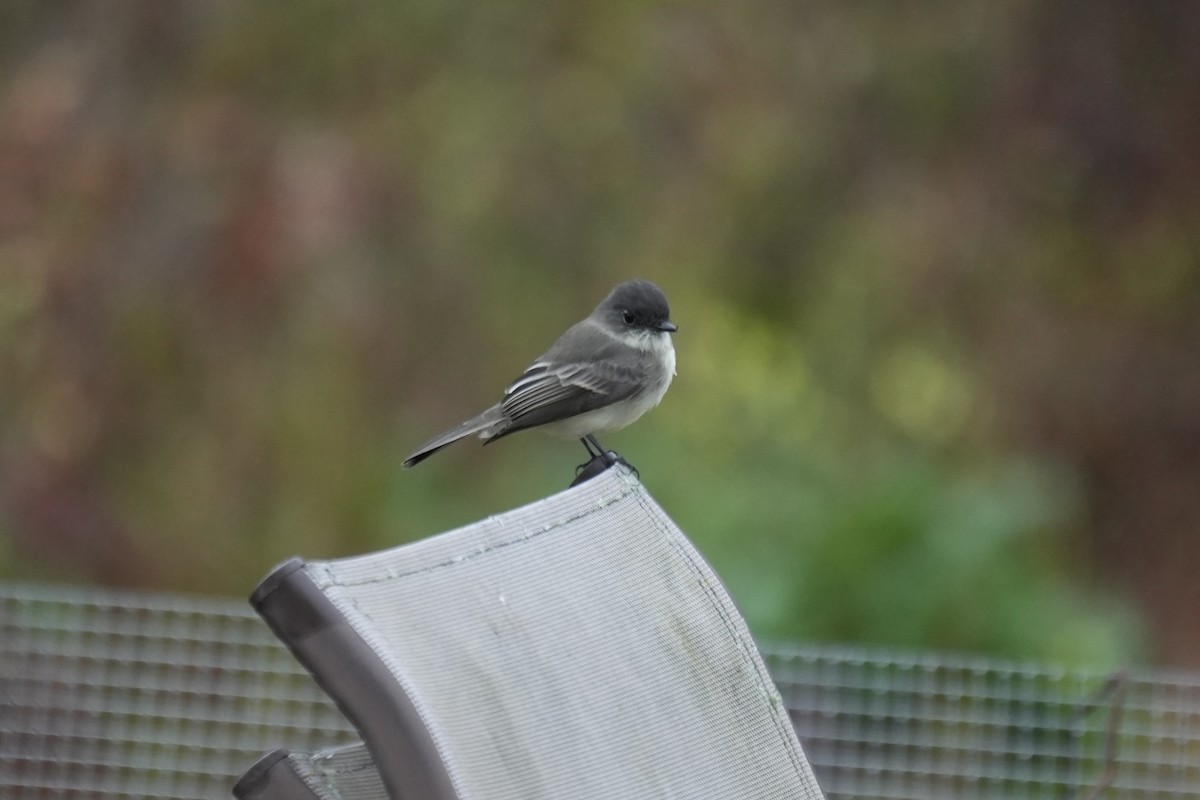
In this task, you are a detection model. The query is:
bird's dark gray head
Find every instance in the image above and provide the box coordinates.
[596,279,677,334]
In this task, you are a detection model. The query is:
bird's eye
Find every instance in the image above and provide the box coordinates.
[623,311,635,325]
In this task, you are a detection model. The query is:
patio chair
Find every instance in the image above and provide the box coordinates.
[235,463,825,800]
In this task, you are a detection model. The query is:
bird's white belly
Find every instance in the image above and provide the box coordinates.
[540,394,658,439]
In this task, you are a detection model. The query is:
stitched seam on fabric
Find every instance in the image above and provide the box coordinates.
[299,754,348,800]
[325,480,640,588]
[312,755,380,778]
[629,488,813,784]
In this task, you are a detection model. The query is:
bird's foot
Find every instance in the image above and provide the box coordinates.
[570,449,637,487]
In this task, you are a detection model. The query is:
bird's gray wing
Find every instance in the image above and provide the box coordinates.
[496,357,648,438]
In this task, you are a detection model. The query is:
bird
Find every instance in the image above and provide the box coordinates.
[403,279,677,469]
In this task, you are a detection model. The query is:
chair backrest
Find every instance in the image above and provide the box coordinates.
[252,465,825,800]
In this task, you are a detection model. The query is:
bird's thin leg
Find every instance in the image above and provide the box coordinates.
[576,435,604,478]
[585,434,607,456]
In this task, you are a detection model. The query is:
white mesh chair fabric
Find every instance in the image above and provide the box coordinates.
[252,465,825,800]
[289,744,387,800]
[235,744,387,800]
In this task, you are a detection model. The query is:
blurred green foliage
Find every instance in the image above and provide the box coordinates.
[2,1,1196,666]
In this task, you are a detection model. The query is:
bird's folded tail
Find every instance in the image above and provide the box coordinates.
[402,404,508,468]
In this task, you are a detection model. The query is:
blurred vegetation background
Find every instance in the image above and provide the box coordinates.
[1,2,1197,668]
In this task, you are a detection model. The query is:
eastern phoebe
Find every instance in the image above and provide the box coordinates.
[403,279,677,468]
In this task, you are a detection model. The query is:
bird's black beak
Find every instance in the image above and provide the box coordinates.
[657,320,678,333]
